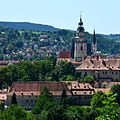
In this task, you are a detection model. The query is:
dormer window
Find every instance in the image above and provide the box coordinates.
[31,93,33,95]
[21,93,23,95]
[74,92,77,94]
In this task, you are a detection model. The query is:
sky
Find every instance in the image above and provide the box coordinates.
[0,0,120,34]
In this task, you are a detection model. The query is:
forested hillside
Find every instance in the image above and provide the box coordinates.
[0,22,57,31]
[0,24,120,60]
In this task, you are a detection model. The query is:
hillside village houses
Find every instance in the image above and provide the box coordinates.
[0,16,120,109]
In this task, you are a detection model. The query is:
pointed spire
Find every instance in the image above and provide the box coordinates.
[79,13,83,26]
[93,29,96,44]
[77,13,84,34]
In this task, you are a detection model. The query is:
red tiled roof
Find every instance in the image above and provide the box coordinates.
[76,56,120,71]
[9,81,72,96]
[66,81,95,95]
[58,51,71,59]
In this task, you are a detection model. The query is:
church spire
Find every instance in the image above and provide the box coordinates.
[93,29,96,44]
[92,29,97,55]
[77,15,84,35]
[74,14,87,62]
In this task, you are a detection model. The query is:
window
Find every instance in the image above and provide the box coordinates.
[74,92,77,94]
[31,93,33,95]
[21,93,23,98]
[74,86,76,88]
[26,100,28,102]
[81,46,83,51]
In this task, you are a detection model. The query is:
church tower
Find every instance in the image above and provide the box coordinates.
[74,16,87,61]
[92,29,97,55]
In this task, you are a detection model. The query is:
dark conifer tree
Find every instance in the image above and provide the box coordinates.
[60,88,70,108]
[11,92,17,105]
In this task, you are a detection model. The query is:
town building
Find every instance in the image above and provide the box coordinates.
[76,56,120,82]
[66,81,95,105]
[57,51,71,62]
[3,81,120,109]
[5,81,95,109]
[6,81,72,109]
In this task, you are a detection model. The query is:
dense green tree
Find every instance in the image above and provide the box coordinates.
[57,61,75,80]
[90,91,106,109]
[65,106,82,120]
[1,105,35,120]
[111,84,120,104]
[83,75,95,84]
[32,87,55,115]
[47,105,65,120]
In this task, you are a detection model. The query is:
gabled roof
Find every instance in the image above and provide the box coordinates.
[66,81,95,95]
[76,56,120,71]
[8,81,72,96]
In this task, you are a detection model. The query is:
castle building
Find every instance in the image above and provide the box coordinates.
[74,16,87,62]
